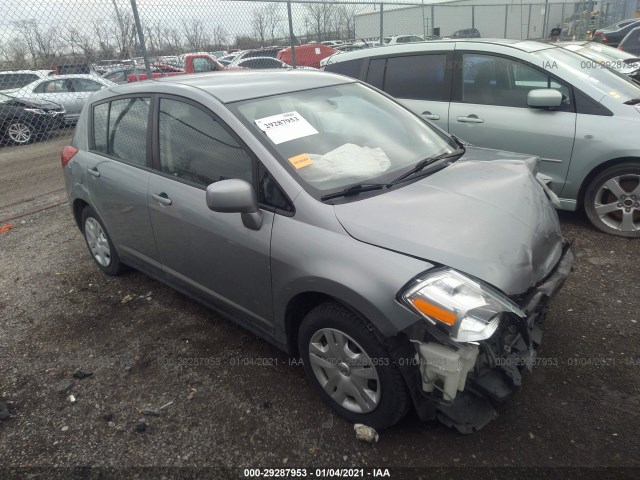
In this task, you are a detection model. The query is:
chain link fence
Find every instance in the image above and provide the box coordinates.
[0,0,630,147]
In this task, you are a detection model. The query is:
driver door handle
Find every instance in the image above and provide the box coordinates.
[421,111,440,121]
[152,192,172,206]
[457,114,484,124]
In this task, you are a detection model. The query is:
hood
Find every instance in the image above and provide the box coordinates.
[333,148,564,296]
[5,96,63,110]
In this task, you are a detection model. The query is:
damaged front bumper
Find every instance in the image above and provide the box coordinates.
[397,241,574,433]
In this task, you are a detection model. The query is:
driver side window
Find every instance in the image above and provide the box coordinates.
[462,54,570,108]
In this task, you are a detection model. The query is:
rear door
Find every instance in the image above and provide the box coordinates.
[147,96,274,330]
[363,50,453,127]
[448,50,577,189]
[84,95,160,271]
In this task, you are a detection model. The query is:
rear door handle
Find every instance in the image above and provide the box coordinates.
[421,111,440,121]
[152,192,172,206]
[87,167,100,178]
[456,114,484,124]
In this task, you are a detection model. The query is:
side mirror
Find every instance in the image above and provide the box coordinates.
[206,179,262,230]
[527,89,563,108]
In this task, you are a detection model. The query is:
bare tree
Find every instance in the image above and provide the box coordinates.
[13,20,60,68]
[252,6,268,47]
[111,10,137,58]
[182,19,208,51]
[265,4,282,45]
[93,20,117,59]
[212,25,229,49]
[337,5,359,40]
[65,27,96,58]
[304,1,335,42]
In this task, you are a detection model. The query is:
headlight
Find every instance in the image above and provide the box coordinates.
[401,269,524,343]
[24,108,47,115]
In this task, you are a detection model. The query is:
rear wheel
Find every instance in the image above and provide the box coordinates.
[585,163,640,238]
[81,206,125,275]
[6,121,33,144]
[298,302,410,430]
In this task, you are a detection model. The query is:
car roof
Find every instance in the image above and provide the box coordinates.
[0,70,52,76]
[118,70,355,103]
[327,39,554,63]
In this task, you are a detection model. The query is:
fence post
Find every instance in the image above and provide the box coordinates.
[379,3,384,45]
[287,0,296,68]
[130,0,152,79]
[431,5,435,36]
[527,3,532,39]
[543,0,549,38]
[504,5,508,38]
[472,5,475,29]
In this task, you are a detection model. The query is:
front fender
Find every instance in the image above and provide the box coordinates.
[270,213,433,341]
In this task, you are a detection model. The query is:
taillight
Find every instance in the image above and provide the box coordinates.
[602,35,609,42]
[61,145,78,167]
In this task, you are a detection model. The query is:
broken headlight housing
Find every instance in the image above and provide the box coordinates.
[401,269,525,343]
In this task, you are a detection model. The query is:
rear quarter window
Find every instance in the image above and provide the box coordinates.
[325,58,364,79]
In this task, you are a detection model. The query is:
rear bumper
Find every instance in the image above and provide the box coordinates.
[398,241,574,433]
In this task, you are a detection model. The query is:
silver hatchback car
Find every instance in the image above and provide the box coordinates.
[63,71,573,432]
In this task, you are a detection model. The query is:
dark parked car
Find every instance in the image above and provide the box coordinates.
[0,92,65,144]
[451,28,481,38]
[593,18,640,47]
[619,26,640,55]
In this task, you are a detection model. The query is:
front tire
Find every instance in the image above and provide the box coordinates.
[298,302,411,430]
[6,121,33,145]
[584,163,640,238]
[81,206,125,275]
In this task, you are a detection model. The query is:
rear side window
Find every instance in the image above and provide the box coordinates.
[34,79,73,93]
[91,96,149,166]
[158,98,253,186]
[384,54,447,101]
[325,58,364,79]
[366,58,386,89]
[93,103,109,153]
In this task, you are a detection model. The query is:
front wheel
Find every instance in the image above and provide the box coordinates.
[584,163,640,238]
[298,302,410,430]
[6,121,33,144]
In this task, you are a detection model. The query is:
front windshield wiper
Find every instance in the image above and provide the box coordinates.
[389,148,466,185]
[624,98,640,105]
[320,183,390,201]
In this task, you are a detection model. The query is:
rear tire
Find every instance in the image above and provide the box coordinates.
[298,301,411,430]
[584,163,640,238]
[81,206,125,275]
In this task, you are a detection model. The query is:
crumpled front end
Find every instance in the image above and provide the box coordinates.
[397,241,574,434]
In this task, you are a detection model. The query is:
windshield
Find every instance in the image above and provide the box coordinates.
[565,43,640,72]
[535,46,640,101]
[230,83,457,195]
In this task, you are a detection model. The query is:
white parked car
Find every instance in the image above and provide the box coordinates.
[0,70,53,92]
[383,35,425,45]
[4,74,115,124]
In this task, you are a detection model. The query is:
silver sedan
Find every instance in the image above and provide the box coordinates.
[5,74,115,124]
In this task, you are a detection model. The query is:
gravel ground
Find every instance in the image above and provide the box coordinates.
[1,139,639,478]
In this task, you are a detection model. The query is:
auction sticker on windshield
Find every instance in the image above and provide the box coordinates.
[255,111,318,145]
